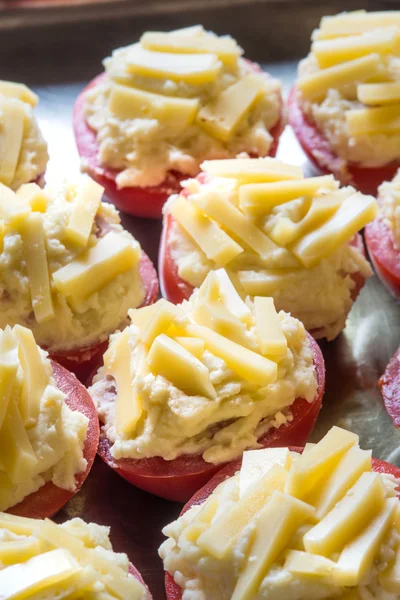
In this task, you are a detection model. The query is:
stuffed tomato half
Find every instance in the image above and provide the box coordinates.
[161,426,400,600]
[73,26,284,219]
[89,267,325,503]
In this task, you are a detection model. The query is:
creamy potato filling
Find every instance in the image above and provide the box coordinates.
[83,25,281,188]
[0,175,144,351]
[0,324,88,512]
[378,169,400,249]
[167,158,376,340]
[296,10,400,171]
[160,426,400,600]
[90,268,317,465]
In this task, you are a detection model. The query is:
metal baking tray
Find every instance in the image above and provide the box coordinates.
[2,3,400,598]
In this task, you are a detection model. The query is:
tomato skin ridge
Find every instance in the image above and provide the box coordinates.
[164,450,400,600]
[94,332,325,502]
[365,219,400,300]
[7,360,100,520]
[288,86,400,197]
[380,348,400,429]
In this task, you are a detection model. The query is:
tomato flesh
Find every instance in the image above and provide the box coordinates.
[365,219,400,300]
[288,86,400,196]
[96,333,325,502]
[165,450,400,600]
[73,72,284,219]
[8,360,99,519]
[380,348,400,429]
[49,251,159,383]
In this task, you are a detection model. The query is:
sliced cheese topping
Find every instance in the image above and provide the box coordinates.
[90,267,317,464]
[0,324,88,512]
[160,426,400,600]
[0,514,146,600]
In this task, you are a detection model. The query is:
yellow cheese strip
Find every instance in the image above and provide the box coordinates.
[0,328,19,430]
[104,329,142,437]
[201,158,303,183]
[0,538,41,565]
[284,549,336,578]
[125,44,222,84]
[174,336,205,359]
[319,11,400,39]
[187,323,277,386]
[141,31,242,66]
[197,464,287,558]
[128,304,159,331]
[0,80,38,106]
[65,176,103,247]
[238,270,290,296]
[109,84,199,132]
[191,296,251,349]
[13,325,49,427]
[0,184,31,224]
[335,498,397,586]
[358,82,400,105]
[171,195,243,266]
[231,491,314,600]
[239,448,292,498]
[197,74,266,142]
[53,232,140,299]
[16,183,49,212]
[0,513,41,536]
[147,333,216,399]
[308,446,372,520]
[298,53,382,102]
[0,97,25,186]
[346,104,400,135]
[183,495,220,543]
[254,297,287,356]
[287,523,313,551]
[191,190,279,260]
[210,269,252,323]
[20,213,55,324]
[140,299,184,346]
[171,25,205,37]
[303,472,386,557]
[285,426,359,499]
[239,175,338,216]
[312,27,398,69]
[291,192,378,267]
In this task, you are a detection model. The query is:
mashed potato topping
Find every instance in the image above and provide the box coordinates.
[378,169,400,249]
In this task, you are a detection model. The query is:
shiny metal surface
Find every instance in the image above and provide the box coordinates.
[28,62,400,598]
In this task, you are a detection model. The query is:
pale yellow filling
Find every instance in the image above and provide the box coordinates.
[378,169,400,249]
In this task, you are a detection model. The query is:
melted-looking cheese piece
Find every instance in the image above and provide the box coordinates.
[0,514,147,600]
[160,426,400,600]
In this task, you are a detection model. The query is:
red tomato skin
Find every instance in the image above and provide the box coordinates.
[288,86,400,197]
[365,219,400,300]
[73,72,284,220]
[8,361,99,520]
[49,251,159,383]
[95,334,325,502]
[164,452,400,600]
[129,563,153,599]
[380,348,400,429]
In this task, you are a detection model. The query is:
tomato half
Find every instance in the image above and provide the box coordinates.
[365,219,400,299]
[8,360,99,519]
[73,71,284,220]
[288,86,400,197]
[165,450,400,600]
[129,563,153,599]
[96,334,325,502]
[380,348,400,429]
[49,251,159,383]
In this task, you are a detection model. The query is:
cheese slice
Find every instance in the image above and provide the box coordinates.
[186,323,277,386]
[147,333,216,399]
[128,303,159,332]
[191,190,279,260]
[197,74,266,142]
[125,44,222,84]
[197,464,287,558]
[239,448,292,498]
[174,336,205,359]
[291,192,378,267]
[358,82,400,106]
[65,176,103,247]
[231,491,314,600]
[20,213,55,324]
[16,183,49,212]
[0,97,26,186]
[103,329,142,437]
[201,158,303,183]
[238,270,291,296]
[52,232,140,299]
[13,325,49,427]
[109,84,199,132]
[0,538,41,566]
[298,53,382,102]
[239,176,338,216]
[303,472,386,556]
[0,328,19,430]
[0,80,38,106]
[170,195,243,266]
[253,297,287,356]
[183,495,220,543]
[0,513,41,536]
[312,27,399,69]
[190,296,251,349]
[284,549,337,579]
[346,104,400,135]
[210,269,252,323]
[141,31,242,66]
[140,299,184,346]
[171,25,205,37]
[0,184,31,224]
[319,11,400,39]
